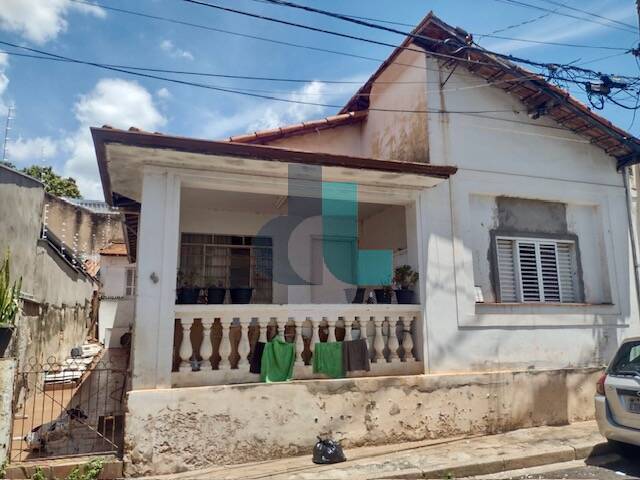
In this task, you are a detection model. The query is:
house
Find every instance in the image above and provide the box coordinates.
[97,242,135,348]
[0,165,122,464]
[91,13,640,477]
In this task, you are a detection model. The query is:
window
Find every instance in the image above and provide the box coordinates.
[179,234,273,303]
[125,267,136,297]
[495,236,578,303]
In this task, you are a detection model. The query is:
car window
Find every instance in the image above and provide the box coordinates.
[609,341,640,375]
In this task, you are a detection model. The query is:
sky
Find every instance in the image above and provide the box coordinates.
[0,0,638,199]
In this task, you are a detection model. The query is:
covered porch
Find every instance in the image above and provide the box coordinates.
[92,127,456,390]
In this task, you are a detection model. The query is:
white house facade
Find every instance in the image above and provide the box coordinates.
[91,14,640,477]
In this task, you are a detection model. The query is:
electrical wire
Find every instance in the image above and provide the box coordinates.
[535,0,638,31]
[0,39,585,133]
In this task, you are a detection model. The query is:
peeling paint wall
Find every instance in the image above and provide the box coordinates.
[124,367,601,477]
[361,49,429,163]
[0,359,16,465]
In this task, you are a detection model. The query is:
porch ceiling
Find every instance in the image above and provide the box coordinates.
[92,127,457,206]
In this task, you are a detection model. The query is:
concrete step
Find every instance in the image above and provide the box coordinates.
[5,455,122,479]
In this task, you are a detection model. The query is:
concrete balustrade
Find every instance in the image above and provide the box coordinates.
[172,304,423,387]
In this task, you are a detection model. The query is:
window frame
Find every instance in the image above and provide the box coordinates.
[494,234,580,304]
[125,266,136,297]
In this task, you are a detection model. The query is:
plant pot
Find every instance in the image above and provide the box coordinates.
[178,287,201,305]
[230,287,253,304]
[374,288,392,304]
[395,289,415,304]
[0,326,14,357]
[207,287,226,304]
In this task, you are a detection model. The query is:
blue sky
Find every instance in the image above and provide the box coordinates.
[0,0,637,198]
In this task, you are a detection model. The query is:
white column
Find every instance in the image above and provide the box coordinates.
[219,315,232,371]
[387,316,400,363]
[132,168,181,390]
[237,317,251,369]
[201,318,214,370]
[178,316,194,372]
[327,315,337,343]
[310,315,320,363]
[258,317,268,343]
[373,316,385,363]
[344,316,354,341]
[294,317,305,366]
[402,316,415,362]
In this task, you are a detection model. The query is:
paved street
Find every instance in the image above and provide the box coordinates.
[474,449,640,480]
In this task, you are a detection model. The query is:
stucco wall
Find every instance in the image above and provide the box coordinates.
[124,367,601,476]
[0,358,16,465]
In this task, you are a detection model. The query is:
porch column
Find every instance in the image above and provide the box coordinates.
[133,168,181,390]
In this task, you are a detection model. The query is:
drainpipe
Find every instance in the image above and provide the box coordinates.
[622,166,640,313]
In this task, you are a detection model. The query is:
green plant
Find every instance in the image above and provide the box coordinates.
[177,270,199,288]
[1,459,7,479]
[65,459,104,480]
[0,249,22,327]
[30,467,46,480]
[393,265,418,290]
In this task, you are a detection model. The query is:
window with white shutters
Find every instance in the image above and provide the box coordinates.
[495,236,578,303]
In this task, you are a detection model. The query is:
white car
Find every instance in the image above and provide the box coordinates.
[595,336,640,449]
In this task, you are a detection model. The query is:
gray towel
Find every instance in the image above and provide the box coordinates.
[342,339,370,372]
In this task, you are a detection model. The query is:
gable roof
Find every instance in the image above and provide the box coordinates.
[340,12,640,166]
[228,111,367,144]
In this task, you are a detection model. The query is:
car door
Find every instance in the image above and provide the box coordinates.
[605,341,640,430]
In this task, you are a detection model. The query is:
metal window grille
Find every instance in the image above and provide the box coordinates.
[125,267,136,297]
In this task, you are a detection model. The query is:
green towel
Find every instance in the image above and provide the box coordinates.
[260,336,296,382]
[313,341,344,379]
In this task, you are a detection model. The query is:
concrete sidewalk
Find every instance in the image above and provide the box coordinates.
[147,421,608,479]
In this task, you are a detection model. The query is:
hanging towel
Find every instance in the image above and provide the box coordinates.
[342,339,370,372]
[250,341,266,374]
[261,336,296,382]
[313,341,344,379]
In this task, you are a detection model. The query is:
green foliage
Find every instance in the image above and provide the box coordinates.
[1,459,7,479]
[393,265,419,289]
[0,160,15,169]
[66,459,104,480]
[22,165,81,199]
[30,467,46,480]
[0,249,22,327]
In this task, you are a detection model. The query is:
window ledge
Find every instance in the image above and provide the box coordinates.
[476,302,614,308]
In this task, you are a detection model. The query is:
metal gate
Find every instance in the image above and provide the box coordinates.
[10,351,128,462]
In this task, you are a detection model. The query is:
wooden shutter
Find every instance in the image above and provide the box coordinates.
[517,241,541,302]
[496,238,518,302]
[539,242,560,302]
[557,242,577,302]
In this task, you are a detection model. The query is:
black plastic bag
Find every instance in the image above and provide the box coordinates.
[312,437,347,464]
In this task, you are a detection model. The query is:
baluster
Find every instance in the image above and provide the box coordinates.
[402,316,415,362]
[373,316,385,363]
[179,316,195,372]
[310,315,320,364]
[258,317,268,343]
[219,315,232,370]
[237,317,251,369]
[344,316,354,341]
[327,315,337,343]
[275,315,286,340]
[200,318,214,370]
[294,317,305,366]
[387,316,400,363]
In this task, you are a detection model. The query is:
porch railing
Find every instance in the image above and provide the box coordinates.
[172,304,422,387]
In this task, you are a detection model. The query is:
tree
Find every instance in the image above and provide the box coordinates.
[0,160,15,169]
[22,165,81,198]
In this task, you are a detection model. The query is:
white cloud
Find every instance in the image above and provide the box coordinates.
[200,80,358,140]
[7,137,58,165]
[0,54,9,117]
[0,0,105,44]
[156,87,171,99]
[63,78,166,199]
[160,39,195,61]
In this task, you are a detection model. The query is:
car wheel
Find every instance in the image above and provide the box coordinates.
[607,439,638,457]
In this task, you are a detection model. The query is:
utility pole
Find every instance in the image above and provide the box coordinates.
[1,105,14,165]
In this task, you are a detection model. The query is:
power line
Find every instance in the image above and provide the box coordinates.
[0,39,586,134]
[491,0,638,34]
[535,0,638,31]
[471,33,627,51]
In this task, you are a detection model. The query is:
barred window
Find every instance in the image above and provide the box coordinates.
[495,236,578,303]
[125,267,136,297]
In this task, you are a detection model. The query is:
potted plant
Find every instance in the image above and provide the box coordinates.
[393,265,419,304]
[0,250,22,357]
[230,284,253,304]
[206,279,226,305]
[176,271,201,305]
[374,284,393,304]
